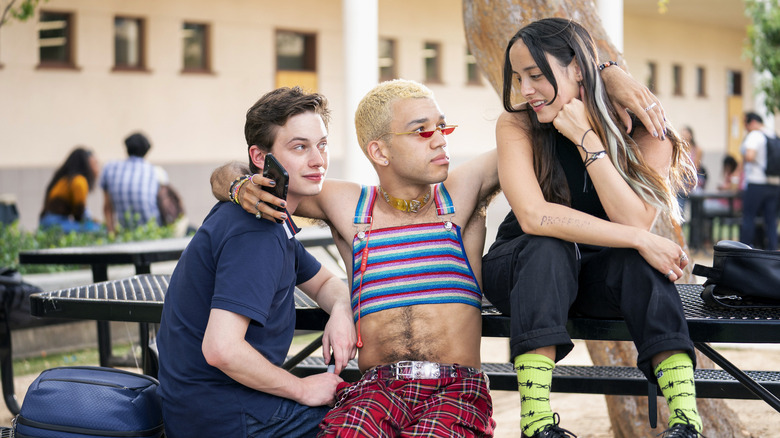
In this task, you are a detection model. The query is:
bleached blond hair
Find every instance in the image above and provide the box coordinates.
[354,79,434,157]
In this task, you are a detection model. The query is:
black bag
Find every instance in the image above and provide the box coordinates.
[692,240,780,308]
[15,366,164,438]
[0,268,44,330]
[763,133,780,177]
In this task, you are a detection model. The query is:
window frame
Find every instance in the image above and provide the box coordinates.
[423,41,442,84]
[695,66,707,98]
[275,29,317,73]
[113,16,147,72]
[465,47,482,86]
[378,37,397,82]
[37,10,77,70]
[672,64,684,96]
[646,61,657,94]
[181,21,212,74]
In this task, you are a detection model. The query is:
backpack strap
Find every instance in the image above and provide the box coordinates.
[691,263,720,282]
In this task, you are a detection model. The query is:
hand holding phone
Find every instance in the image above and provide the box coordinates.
[262,153,289,224]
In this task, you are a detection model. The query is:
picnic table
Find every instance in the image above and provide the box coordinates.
[22,229,780,426]
[18,237,191,371]
[28,274,780,415]
[686,190,740,251]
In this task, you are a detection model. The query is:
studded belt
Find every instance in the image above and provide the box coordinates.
[362,361,482,380]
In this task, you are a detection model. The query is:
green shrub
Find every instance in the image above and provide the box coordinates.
[1,219,186,274]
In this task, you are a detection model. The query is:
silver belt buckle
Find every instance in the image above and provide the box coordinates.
[392,361,413,379]
[417,361,441,379]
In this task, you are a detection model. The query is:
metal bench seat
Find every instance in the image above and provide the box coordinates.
[288,356,780,400]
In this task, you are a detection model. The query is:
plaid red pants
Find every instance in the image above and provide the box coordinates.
[318,371,494,437]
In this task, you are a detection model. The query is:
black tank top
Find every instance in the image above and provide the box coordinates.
[491,131,608,250]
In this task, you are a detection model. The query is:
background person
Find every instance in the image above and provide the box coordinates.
[157,87,356,438]
[39,147,101,233]
[100,132,164,233]
[481,18,702,438]
[739,111,780,250]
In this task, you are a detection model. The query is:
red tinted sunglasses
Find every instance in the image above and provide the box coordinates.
[391,124,458,138]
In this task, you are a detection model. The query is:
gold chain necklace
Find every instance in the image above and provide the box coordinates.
[377,186,431,213]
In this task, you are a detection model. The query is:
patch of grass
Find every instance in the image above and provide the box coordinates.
[13,333,325,377]
[13,343,136,377]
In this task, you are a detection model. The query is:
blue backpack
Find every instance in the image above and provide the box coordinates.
[15,366,163,438]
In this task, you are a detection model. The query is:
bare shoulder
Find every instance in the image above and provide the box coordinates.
[497,105,531,138]
[315,179,365,236]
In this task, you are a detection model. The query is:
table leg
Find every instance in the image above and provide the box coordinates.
[282,334,324,371]
[689,198,704,251]
[90,264,115,368]
[695,342,780,412]
[0,317,19,415]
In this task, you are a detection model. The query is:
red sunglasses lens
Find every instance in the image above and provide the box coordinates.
[418,126,455,138]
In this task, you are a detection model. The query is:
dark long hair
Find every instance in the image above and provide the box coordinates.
[44,147,97,196]
[501,18,693,223]
[40,147,97,219]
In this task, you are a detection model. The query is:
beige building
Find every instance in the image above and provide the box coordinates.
[0,0,768,238]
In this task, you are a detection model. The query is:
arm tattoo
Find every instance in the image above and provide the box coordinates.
[539,215,590,229]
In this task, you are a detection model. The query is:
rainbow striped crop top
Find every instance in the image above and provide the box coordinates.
[350,184,482,321]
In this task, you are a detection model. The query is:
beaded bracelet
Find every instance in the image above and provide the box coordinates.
[597,61,618,72]
[577,128,606,167]
[228,175,243,202]
[228,175,251,204]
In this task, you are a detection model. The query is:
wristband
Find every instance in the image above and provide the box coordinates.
[598,61,618,71]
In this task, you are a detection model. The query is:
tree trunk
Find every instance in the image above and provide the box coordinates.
[463,1,744,436]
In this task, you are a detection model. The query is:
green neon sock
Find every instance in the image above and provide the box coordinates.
[515,353,555,436]
[655,353,703,433]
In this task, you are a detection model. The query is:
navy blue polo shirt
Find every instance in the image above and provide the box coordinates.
[157,202,320,437]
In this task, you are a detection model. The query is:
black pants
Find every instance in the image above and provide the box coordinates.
[482,234,695,381]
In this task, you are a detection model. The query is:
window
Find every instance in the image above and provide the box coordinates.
[727,70,743,96]
[672,64,683,96]
[466,47,481,85]
[646,62,657,94]
[423,42,441,83]
[38,11,74,68]
[695,66,706,97]
[114,17,145,70]
[379,38,397,82]
[182,22,210,72]
[276,30,316,71]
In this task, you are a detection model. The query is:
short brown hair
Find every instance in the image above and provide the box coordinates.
[244,87,330,174]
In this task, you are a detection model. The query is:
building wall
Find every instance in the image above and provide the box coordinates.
[622,12,755,182]
[0,0,763,235]
[0,0,501,231]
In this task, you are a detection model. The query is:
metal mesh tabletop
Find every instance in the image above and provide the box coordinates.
[30,275,170,323]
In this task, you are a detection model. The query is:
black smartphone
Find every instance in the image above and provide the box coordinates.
[262,153,288,223]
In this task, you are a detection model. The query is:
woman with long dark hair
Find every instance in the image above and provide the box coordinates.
[39,147,102,232]
[482,18,702,437]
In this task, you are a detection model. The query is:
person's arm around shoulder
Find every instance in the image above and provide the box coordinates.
[202,308,343,406]
[445,148,500,209]
[600,63,666,139]
[297,267,357,374]
[209,161,293,222]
